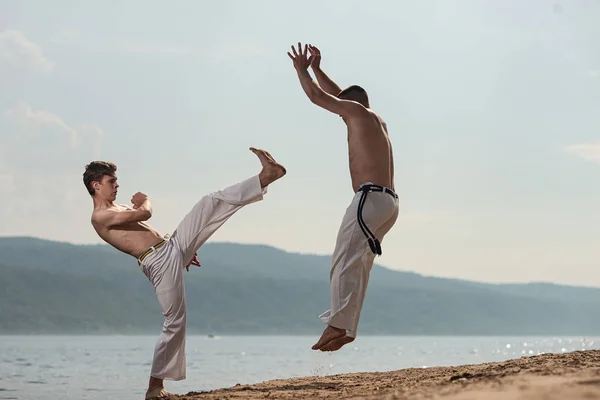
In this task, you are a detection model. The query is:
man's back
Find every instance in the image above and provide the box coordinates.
[346,108,395,193]
[285,42,395,192]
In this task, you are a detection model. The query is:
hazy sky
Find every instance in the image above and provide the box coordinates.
[1,0,599,286]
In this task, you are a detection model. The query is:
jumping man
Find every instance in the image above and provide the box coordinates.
[288,42,400,352]
[83,147,286,399]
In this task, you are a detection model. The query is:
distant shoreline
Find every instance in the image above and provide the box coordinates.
[171,350,600,400]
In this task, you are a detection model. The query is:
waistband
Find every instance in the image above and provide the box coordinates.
[137,234,170,265]
[358,183,398,199]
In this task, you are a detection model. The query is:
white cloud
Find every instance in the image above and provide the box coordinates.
[4,102,104,157]
[1,102,105,176]
[0,103,106,239]
[564,142,600,164]
[78,124,104,159]
[5,102,79,147]
[0,29,54,73]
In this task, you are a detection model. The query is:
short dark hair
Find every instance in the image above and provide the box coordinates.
[83,161,117,196]
[337,85,369,107]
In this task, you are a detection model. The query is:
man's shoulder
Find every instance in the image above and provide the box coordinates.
[352,102,373,115]
[91,207,118,222]
[344,105,374,124]
[368,110,388,130]
[356,109,386,127]
[366,107,383,119]
[350,106,380,120]
[91,209,106,223]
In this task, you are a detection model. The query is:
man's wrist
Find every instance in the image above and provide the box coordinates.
[297,68,311,79]
[135,200,149,209]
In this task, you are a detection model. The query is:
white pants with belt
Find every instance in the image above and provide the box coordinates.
[318,183,400,339]
[138,174,266,381]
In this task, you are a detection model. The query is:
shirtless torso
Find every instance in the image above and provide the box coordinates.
[288,43,395,194]
[91,201,163,258]
[345,108,395,193]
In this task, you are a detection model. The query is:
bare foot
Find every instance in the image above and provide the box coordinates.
[250,147,286,187]
[312,325,346,350]
[146,386,173,399]
[320,335,355,352]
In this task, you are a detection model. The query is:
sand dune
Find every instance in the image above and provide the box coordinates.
[167,350,600,399]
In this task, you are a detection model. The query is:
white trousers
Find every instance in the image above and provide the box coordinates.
[138,174,266,381]
[319,183,400,338]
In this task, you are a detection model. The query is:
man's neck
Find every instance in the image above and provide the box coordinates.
[93,197,114,210]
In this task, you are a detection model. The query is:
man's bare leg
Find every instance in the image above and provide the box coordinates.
[146,376,171,399]
[319,335,355,352]
[311,325,346,350]
[250,147,286,187]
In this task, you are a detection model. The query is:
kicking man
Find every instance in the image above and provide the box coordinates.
[83,147,286,399]
[288,42,399,352]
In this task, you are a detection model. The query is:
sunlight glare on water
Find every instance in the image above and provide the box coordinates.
[2,335,600,400]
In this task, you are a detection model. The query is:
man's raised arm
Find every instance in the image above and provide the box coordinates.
[93,193,152,228]
[288,42,366,118]
[308,45,342,96]
[93,207,152,229]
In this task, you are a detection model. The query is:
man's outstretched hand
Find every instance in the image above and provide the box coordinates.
[185,253,200,271]
[308,44,321,70]
[287,42,313,71]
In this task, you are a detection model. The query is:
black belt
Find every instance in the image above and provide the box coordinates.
[356,184,397,256]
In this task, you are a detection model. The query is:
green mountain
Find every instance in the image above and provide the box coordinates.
[1,236,599,335]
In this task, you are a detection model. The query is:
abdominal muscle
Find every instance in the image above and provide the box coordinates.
[93,210,165,258]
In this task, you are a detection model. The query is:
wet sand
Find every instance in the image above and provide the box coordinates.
[168,350,600,399]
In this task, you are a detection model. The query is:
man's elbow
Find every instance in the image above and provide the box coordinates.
[136,208,152,221]
[308,89,327,105]
[140,209,152,220]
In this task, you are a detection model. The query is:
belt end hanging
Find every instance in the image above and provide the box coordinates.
[368,238,382,256]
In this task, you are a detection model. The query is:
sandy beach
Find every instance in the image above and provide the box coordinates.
[167,349,600,400]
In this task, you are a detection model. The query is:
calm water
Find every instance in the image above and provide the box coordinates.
[1,335,598,400]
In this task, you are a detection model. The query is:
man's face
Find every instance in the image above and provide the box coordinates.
[95,174,119,201]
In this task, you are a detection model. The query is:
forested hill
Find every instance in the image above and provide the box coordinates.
[1,236,600,335]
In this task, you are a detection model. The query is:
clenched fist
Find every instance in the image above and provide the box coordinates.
[131,192,148,209]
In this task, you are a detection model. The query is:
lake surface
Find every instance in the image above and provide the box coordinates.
[1,335,598,399]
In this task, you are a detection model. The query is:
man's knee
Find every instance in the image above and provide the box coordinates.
[158,291,186,331]
[163,310,186,335]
